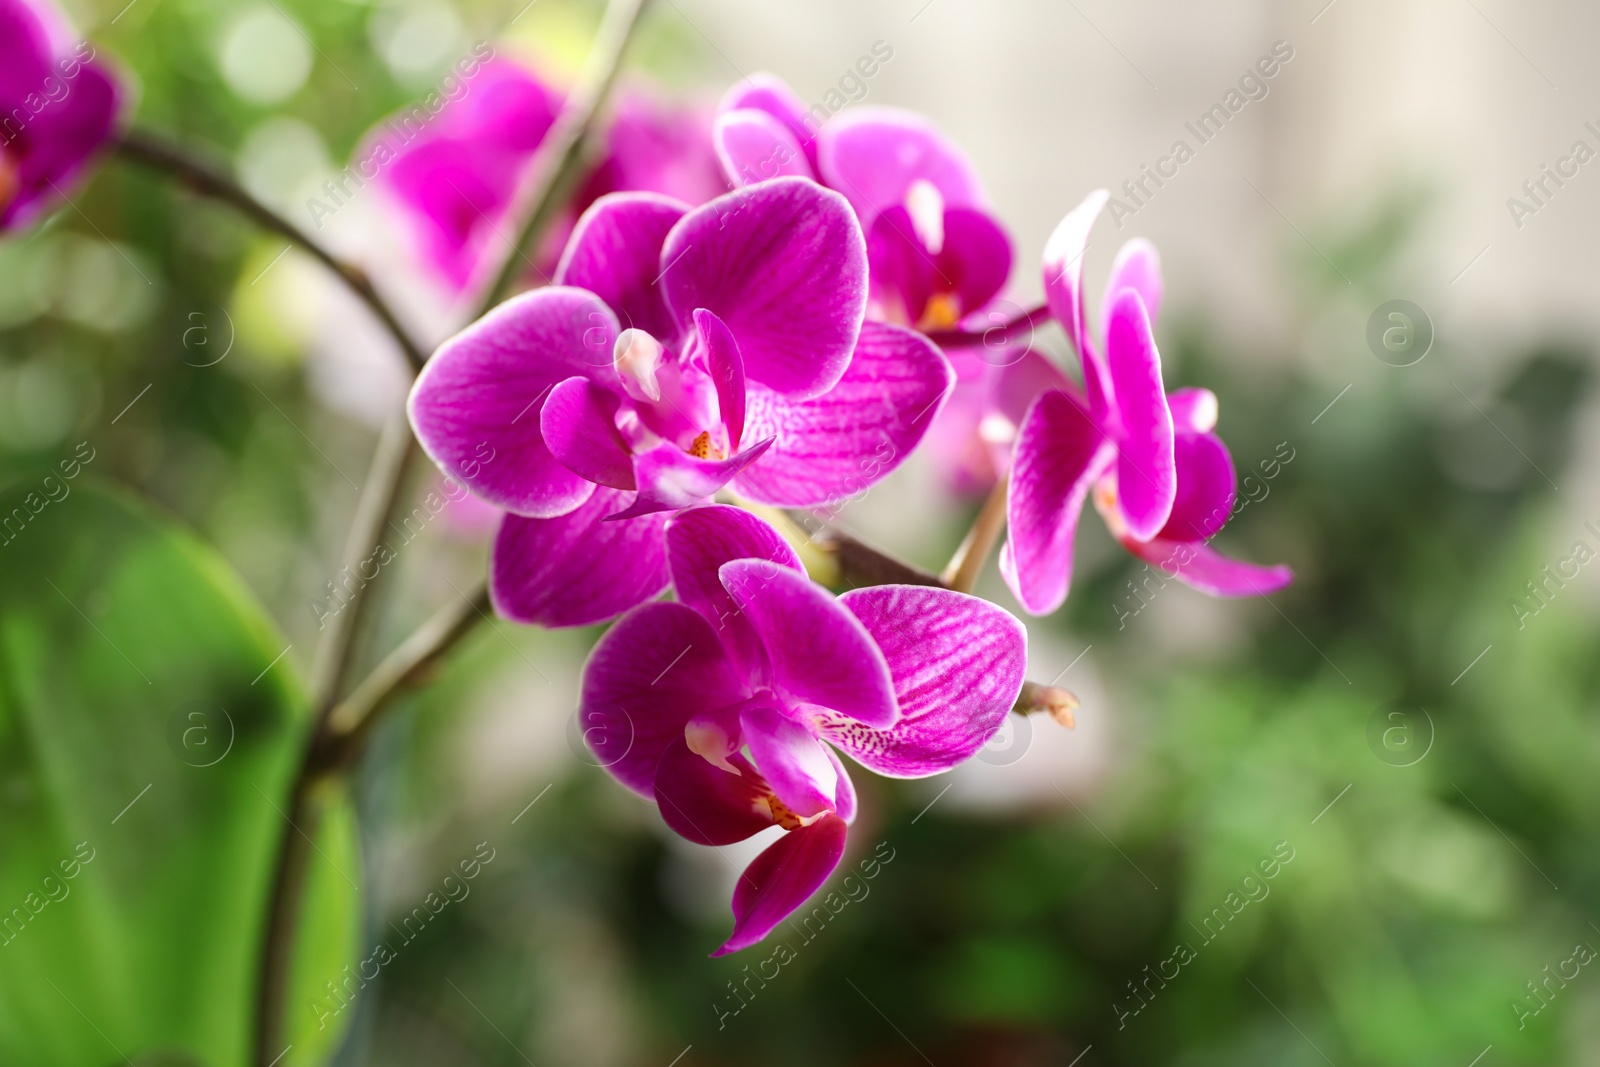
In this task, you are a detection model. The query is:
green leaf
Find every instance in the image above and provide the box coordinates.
[0,480,359,1067]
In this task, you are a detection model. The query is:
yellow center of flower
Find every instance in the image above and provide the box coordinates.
[687,430,725,461]
[918,291,963,331]
[764,793,805,831]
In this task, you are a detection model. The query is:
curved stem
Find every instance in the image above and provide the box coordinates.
[114,130,430,374]
[475,0,654,315]
[924,302,1051,349]
[941,473,1009,592]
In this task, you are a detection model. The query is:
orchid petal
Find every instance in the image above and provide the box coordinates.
[816,107,985,223]
[713,814,848,956]
[578,600,747,794]
[1102,237,1164,331]
[409,287,616,517]
[661,177,867,400]
[653,738,775,845]
[1105,288,1176,542]
[713,108,813,187]
[819,586,1027,777]
[609,438,775,520]
[665,504,802,672]
[1160,431,1236,543]
[695,308,745,451]
[540,375,634,490]
[1042,189,1111,413]
[555,192,688,339]
[740,705,838,818]
[825,747,857,824]
[1167,386,1219,434]
[491,487,669,627]
[719,560,898,729]
[1000,389,1113,616]
[1124,538,1294,598]
[731,322,953,507]
[720,72,822,170]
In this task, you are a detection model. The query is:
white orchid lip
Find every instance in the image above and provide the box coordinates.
[905,178,945,255]
[614,328,664,403]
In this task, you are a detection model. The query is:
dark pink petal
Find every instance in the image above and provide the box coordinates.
[824,586,1027,777]
[664,504,802,669]
[653,738,775,845]
[541,375,635,490]
[555,192,688,339]
[720,73,821,170]
[695,308,745,450]
[578,600,748,794]
[825,747,857,823]
[1042,189,1111,413]
[1124,537,1294,598]
[1000,389,1113,616]
[409,287,618,517]
[1101,237,1164,331]
[661,177,867,400]
[578,89,726,208]
[1105,289,1176,542]
[938,207,1014,318]
[816,107,985,222]
[865,204,1010,325]
[732,322,953,507]
[0,1,54,104]
[713,108,813,187]
[713,814,848,956]
[994,349,1076,427]
[740,705,838,818]
[609,437,775,520]
[865,205,937,325]
[1159,431,1236,543]
[1167,386,1218,434]
[719,560,898,729]
[6,64,121,230]
[491,487,670,628]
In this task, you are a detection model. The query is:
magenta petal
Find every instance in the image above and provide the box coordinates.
[825,586,1027,777]
[732,322,953,507]
[1160,431,1236,543]
[1167,386,1219,434]
[719,560,898,729]
[556,192,688,339]
[695,308,746,451]
[1105,289,1176,542]
[0,2,54,103]
[409,287,618,517]
[1042,188,1108,363]
[664,504,801,672]
[720,73,821,171]
[825,747,857,823]
[610,437,775,520]
[541,376,634,490]
[713,814,848,956]
[1001,389,1113,616]
[938,207,1015,317]
[1125,538,1294,598]
[7,65,121,229]
[1102,237,1163,330]
[491,487,670,628]
[660,177,867,400]
[740,706,837,818]
[654,739,775,845]
[579,600,748,794]
[816,107,985,221]
[713,108,812,187]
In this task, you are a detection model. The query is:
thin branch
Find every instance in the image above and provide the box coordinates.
[114,129,430,373]
[941,473,1009,592]
[475,0,655,315]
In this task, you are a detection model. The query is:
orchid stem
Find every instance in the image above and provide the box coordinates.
[941,474,1009,593]
[475,0,654,316]
[114,129,430,374]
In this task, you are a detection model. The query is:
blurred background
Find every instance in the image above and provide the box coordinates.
[4,0,1600,1065]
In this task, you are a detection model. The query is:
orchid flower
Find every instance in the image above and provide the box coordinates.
[408,178,953,627]
[0,0,121,231]
[578,504,1027,954]
[1000,189,1292,615]
[711,73,1012,334]
[373,59,722,292]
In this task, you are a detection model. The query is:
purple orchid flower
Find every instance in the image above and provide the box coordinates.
[711,74,1012,334]
[1000,189,1292,615]
[0,0,121,231]
[408,177,953,627]
[578,504,1027,954]
[372,58,723,292]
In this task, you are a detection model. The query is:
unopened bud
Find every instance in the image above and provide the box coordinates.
[1013,681,1078,729]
